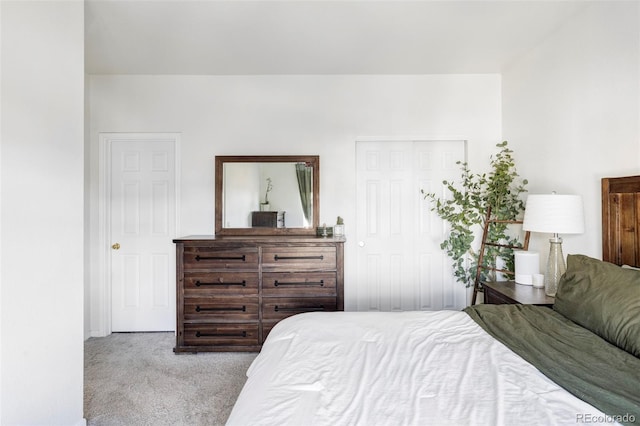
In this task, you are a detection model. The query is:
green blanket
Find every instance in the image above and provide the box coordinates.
[465,304,640,425]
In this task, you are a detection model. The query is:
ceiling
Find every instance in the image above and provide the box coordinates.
[85,1,592,75]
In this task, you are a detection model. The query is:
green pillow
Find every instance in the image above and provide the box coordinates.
[554,254,640,357]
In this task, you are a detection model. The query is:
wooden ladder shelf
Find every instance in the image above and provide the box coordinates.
[471,206,530,305]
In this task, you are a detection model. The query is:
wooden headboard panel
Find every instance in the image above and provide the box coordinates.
[602,175,640,267]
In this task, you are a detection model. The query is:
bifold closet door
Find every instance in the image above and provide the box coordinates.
[355,140,466,311]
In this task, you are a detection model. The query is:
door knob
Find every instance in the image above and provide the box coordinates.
[111,243,121,250]
[358,241,365,247]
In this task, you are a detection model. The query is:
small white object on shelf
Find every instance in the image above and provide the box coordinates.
[515,250,539,285]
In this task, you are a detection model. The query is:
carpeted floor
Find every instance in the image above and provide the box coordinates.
[84,332,257,426]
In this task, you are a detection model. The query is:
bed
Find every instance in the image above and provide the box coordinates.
[226,176,640,426]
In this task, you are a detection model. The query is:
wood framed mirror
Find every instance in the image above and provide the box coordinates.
[215,155,320,236]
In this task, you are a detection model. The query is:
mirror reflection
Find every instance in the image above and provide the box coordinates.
[223,162,314,229]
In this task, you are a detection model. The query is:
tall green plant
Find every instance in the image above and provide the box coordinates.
[422,141,528,287]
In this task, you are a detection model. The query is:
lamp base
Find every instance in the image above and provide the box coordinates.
[545,236,566,297]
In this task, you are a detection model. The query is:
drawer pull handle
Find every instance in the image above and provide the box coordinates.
[195,280,247,287]
[274,280,324,287]
[195,331,247,338]
[195,255,246,262]
[274,305,325,312]
[195,305,247,312]
[274,255,324,261]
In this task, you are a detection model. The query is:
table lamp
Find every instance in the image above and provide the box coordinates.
[522,193,584,296]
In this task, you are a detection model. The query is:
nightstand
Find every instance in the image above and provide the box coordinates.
[482,280,554,307]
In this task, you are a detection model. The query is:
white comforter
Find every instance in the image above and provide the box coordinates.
[227,310,613,426]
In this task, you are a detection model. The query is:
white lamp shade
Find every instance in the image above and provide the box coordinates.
[522,194,584,234]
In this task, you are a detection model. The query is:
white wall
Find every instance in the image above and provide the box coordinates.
[0,1,85,425]
[503,2,640,263]
[223,162,260,228]
[87,74,501,321]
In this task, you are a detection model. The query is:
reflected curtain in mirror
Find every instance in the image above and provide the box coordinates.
[296,162,313,227]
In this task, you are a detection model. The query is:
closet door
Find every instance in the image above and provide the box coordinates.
[355,140,466,311]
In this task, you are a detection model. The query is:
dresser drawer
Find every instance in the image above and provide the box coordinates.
[184,272,258,295]
[262,246,336,271]
[484,286,516,305]
[262,297,337,321]
[183,323,259,346]
[262,323,276,342]
[184,297,259,321]
[262,272,336,297]
[183,246,258,270]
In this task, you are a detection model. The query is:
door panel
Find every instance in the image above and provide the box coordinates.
[110,138,177,331]
[356,140,466,311]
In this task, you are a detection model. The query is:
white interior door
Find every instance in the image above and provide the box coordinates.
[110,137,177,331]
[355,140,466,311]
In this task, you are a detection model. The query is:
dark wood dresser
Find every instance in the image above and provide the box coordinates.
[173,235,345,353]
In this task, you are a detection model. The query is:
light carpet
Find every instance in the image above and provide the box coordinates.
[84,332,256,426]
